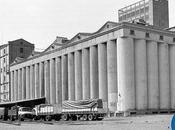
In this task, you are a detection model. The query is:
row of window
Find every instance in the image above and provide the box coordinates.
[119,6,149,21]
[0,66,8,73]
[130,30,175,42]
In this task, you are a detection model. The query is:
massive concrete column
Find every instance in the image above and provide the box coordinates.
[68,53,75,100]
[107,40,117,112]
[17,69,22,100]
[117,37,135,112]
[22,68,26,100]
[39,62,44,97]
[26,66,30,99]
[30,65,35,99]
[75,51,82,100]
[147,41,159,109]
[82,48,90,99]
[10,71,14,101]
[98,43,108,108]
[158,43,170,110]
[50,58,56,104]
[14,70,18,101]
[170,44,175,109]
[135,39,147,110]
[90,46,98,99]
[35,63,39,98]
[55,57,62,104]
[61,55,68,101]
[44,60,50,103]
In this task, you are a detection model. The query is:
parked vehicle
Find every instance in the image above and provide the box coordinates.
[0,107,8,120]
[18,107,35,121]
[33,104,62,121]
[33,98,106,121]
[62,98,106,121]
[7,106,34,121]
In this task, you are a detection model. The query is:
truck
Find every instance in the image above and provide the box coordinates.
[33,98,106,121]
[8,106,34,121]
[62,99,106,121]
[33,104,62,121]
[0,107,8,120]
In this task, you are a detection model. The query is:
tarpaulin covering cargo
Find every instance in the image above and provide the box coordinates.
[62,99,103,109]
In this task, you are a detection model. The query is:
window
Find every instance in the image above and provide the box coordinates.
[3,85,6,91]
[173,38,175,42]
[3,67,6,72]
[3,95,6,100]
[3,49,5,54]
[3,76,6,82]
[130,30,135,35]
[20,48,24,53]
[3,58,5,63]
[77,35,81,39]
[146,33,150,38]
[160,35,164,40]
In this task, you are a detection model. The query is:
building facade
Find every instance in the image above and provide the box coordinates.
[118,0,169,29]
[0,39,34,102]
[10,22,175,115]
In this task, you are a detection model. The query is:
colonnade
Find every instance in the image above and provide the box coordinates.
[10,35,175,113]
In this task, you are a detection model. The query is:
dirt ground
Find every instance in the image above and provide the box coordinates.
[0,114,173,130]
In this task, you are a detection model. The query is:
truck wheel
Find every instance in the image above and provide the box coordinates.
[82,115,88,121]
[88,114,93,121]
[62,114,69,121]
[20,115,24,121]
[45,116,51,121]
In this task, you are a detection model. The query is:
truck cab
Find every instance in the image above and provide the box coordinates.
[18,107,34,121]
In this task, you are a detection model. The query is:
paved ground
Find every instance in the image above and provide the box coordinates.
[0,114,173,130]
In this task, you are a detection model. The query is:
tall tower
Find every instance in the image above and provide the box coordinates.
[118,0,169,29]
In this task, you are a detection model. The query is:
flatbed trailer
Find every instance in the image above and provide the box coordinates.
[62,99,106,121]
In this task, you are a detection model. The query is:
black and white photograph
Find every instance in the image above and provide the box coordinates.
[0,0,174,129]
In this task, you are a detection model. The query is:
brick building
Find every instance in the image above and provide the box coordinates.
[0,39,34,102]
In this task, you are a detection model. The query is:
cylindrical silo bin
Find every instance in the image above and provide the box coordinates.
[158,43,170,110]
[134,39,147,110]
[117,37,135,112]
[169,44,175,109]
[147,41,159,110]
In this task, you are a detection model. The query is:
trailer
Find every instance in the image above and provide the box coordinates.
[62,99,106,121]
[33,104,62,121]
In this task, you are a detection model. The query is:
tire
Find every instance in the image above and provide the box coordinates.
[54,115,61,121]
[82,114,88,121]
[62,114,69,121]
[88,114,93,121]
[20,115,24,121]
[45,116,51,121]
[71,115,77,121]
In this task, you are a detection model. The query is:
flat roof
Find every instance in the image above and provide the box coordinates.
[0,97,46,108]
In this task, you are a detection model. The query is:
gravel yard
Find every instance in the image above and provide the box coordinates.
[0,114,173,130]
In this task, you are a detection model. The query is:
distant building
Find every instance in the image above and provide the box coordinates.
[118,0,169,29]
[167,26,175,32]
[0,39,34,102]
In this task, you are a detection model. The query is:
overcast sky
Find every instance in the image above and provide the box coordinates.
[0,0,174,51]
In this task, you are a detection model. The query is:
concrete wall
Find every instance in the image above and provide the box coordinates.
[10,23,175,114]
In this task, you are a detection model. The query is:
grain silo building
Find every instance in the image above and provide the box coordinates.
[9,21,175,115]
